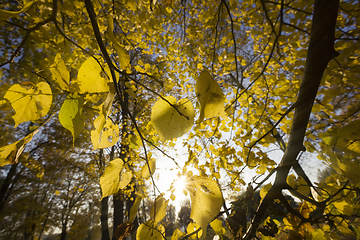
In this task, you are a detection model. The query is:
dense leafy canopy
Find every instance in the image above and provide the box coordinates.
[1,0,360,239]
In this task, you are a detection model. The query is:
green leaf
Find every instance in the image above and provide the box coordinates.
[150,196,168,224]
[195,70,227,123]
[187,175,223,237]
[100,158,132,199]
[0,129,39,167]
[4,82,52,127]
[136,221,164,240]
[151,96,194,141]
[77,57,110,93]
[59,93,84,144]
[0,1,34,22]
[141,158,156,179]
[91,114,119,149]
[129,196,142,223]
[49,53,70,91]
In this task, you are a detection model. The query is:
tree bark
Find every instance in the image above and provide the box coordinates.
[242,0,340,239]
[0,164,18,213]
[60,222,67,240]
[101,197,111,240]
[113,192,124,236]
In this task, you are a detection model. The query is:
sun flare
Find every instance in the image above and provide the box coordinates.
[173,176,187,194]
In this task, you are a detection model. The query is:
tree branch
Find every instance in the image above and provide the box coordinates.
[242,1,339,239]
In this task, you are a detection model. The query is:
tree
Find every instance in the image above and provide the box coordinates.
[1,0,360,239]
[0,118,100,239]
[178,200,191,231]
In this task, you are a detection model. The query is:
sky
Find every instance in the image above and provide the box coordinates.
[152,131,328,212]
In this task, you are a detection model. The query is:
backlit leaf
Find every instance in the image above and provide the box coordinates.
[310,229,327,240]
[210,219,226,235]
[59,93,84,144]
[171,229,186,240]
[4,82,52,127]
[0,1,34,22]
[141,158,156,179]
[187,175,223,237]
[0,129,39,167]
[151,96,194,141]
[100,158,132,199]
[50,53,70,91]
[136,221,164,240]
[77,57,110,93]
[195,70,227,123]
[186,222,203,239]
[129,196,142,223]
[260,183,272,199]
[150,196,168,224]
[91,114,119,149]
[106,20,130,71]
[321,120,360,155]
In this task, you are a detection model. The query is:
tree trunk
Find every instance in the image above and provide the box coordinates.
[113,192,124,234]
[101,197,111,240]
[243,0,340,239]
[0,163,18,213]
[127,186,138,240]
[60,220,68,240]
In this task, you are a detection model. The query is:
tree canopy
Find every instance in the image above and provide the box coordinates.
[1,0,360,239]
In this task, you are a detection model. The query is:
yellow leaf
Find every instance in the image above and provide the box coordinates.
[77,57,110,93]
[150,196,168,224]
[59,93,84,144]
[4,82,52,127]
[106,20,130,71]
[186,222,203,239]
[260,183,272,199]
[321,120,360,156]
[0,129,39,167]
[115,45,130,71]
[0,1,34,22]
[129,196,142,223]
[195,70,227,123]
[171,229,186,240]
[170,193,176,201]
[91,114,119,149]
[187,175,223,237]
[151,96,194,141]
[210,219,226,235]
[49,53,70,91]
[256,165,267,174]
[100,158,132,199]
[310,229,327,240]
[141,158,156,179]
[136,221,164,240]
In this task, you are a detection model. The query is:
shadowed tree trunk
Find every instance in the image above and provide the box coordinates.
[101,197,111,240]
[243,0,340,239]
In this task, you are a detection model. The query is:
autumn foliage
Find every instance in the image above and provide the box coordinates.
[1,0,360,239]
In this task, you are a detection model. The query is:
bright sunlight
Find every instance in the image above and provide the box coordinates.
[168,175,189,211]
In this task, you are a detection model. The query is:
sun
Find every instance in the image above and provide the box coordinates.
[173,176,187,195]
[169,176,190,210]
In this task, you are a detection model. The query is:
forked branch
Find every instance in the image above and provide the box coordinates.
[241,0,340,239]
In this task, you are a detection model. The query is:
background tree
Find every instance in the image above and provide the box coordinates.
[178,200,191,232]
